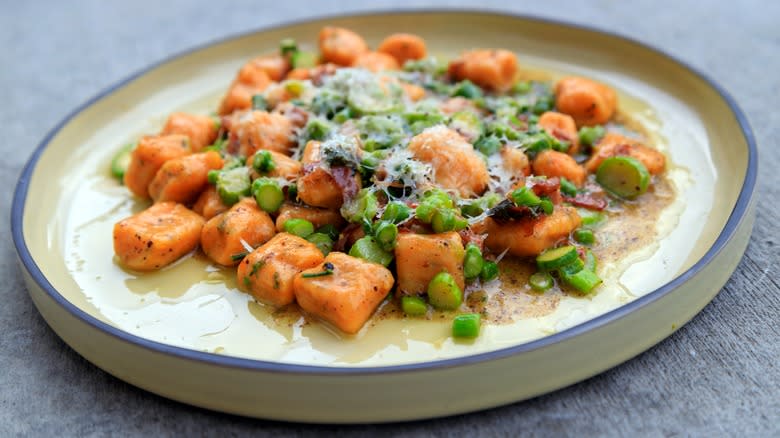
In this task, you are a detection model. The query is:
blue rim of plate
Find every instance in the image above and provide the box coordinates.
[11,9,757,376]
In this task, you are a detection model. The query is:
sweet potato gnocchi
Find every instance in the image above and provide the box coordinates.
[110,26,668,338]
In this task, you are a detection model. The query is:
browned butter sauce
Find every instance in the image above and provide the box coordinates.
[364,174,675,326]
[244,107,676,329]
[78,68,676,348]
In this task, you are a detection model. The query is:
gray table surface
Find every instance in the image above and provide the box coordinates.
[2,0,778,436]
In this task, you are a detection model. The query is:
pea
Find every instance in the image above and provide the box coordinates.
[452,313,481,338]
[574,228,596,245]
[427,272,463,310]
[451,80,483,99]
[511,187,542,207]
[529,272,554,291]
[342,188,378,223]
[252,150,275,174]
[463,244,484,280]
[479,260,499,282]
[306,232,334,255]
[217,167,251,206]
[401,296,428,316]
[381,201,411,224]
[374,221,398,251]
[284,218,314,238]
[596,156,650,199]
[251,177,284,213]
[349,236,393,267]
[578,125,606,146]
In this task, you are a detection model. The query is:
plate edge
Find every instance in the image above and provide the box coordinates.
[10,8,759,376]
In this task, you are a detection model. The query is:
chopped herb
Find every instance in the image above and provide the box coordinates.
[249,260,264,277]
[301,262,335,278]
[279,38,298,56]
[251,94,268,111]
[301,270,334,278]
[231,252,249,262]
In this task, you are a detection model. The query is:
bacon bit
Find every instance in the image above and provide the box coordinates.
[214,119,229,144]
[530,177,562,204]
[221,114,241,155]
[551,127,575,144]
[309,63,338,86]
[275,103,308,128]
[331,166,359,199]
[564,193,607,210]
[398,218,428,234]
[509,216,538,238]
[530,177,560,196]
[459,228,485,251]
[489,177,568,223]
[372,167,389,181]
[226,132,241,155]
[486,199,532,222]
[334,223,364,252]
[440,97,476,115]
[509,116,528,132]
[221,115,235,132]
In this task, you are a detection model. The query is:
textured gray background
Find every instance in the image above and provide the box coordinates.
[2,0,778,436]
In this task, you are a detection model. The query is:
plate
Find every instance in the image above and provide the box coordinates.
[11,10,757,423]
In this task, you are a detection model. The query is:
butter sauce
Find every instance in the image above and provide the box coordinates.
[61,64,688,366]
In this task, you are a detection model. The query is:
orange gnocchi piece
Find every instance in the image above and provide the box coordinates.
[394,232,465,295]
[227,110,296,157]
[448,49,518,92]
[481,205,582,257]
[201,198,276,266]
[294,252,394,334]
[377,33,427,65]
[275,203,345,233]
[160,112,219,152]
[218,62,272,116]
[192,185,229,220]
[237,233,324,307]
[148,151,223,204]
[554,77,617,127]
[585,133,666,175]
[318,26,369,66]
[113,202,204,271]
[532,150,587,187]
[352,51,400,72]
[124,134,191,199]
[537,111,580,154]
[407,126,489,197]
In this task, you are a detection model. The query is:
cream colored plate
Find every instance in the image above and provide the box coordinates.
[12,11,756,422]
